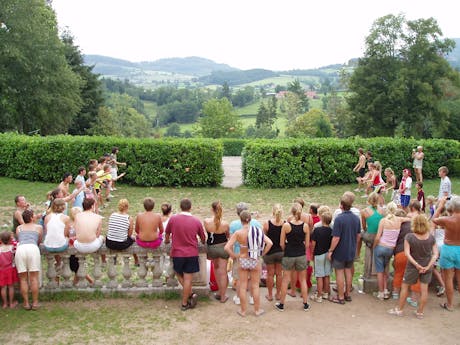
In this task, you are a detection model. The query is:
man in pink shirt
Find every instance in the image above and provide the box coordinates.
[165,198,206,310]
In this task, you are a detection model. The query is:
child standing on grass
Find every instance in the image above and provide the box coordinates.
[416,182,425,212]
[0,231,18,309]
[388,214,438,319]
[310,210,333,302]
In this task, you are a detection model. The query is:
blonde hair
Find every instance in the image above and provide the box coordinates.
[411,214,430,235]
[374,161,382,171]
[385,202,398,220]
[212,201,223,229]
[426,195,436,204]
[272,203,283,223]
[367,192,379,208]
[52,198,66,213]
[320,211,332,226]
[318,205,331,217]
[384,167,394,176]
[293,197,305,208]
[70,207,82,221]
[291,203,302,221]
[118,199,129,212]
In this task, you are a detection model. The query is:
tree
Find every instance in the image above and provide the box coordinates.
[197,98,242,138]
[165,123,182,137]
[347,14,458,138]
[62,31,104,135]
[219,82,232,101]
[285,109,334,138]
[287,79,309,112]
[0,0,82,134]
[255,96,277,128]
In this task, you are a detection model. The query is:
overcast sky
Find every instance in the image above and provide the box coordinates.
[52,0,459,71]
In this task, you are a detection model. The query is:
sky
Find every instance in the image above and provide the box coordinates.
[52,0,460,71]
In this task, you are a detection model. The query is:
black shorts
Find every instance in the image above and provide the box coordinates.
[359,168,366,178]
[173,256,200,274]
[332,258,354,269]
[105,237,134,251]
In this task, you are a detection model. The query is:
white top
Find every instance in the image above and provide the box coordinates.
[44,213,67,248]
[439,176,452,199]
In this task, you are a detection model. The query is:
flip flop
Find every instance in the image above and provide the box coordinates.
[344,295,352,302]
[330,296,345,305]
[255,309,265,317]
[23,304,32,311]
[288,292,297,298]
[440,302,453,312]
[31,304,40,311]
[236,310,246,317]
[265,295,274,301]
[220,296,229,303]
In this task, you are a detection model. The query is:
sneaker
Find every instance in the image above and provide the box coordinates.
[322,292,329,300]
[233,295,241,305]
[388,307,403,317]
[274,302,284,312]
[437,286,445,297]
[310,293,322,303]
[249,296,254,305]
[383,290,390,300]
[373,291,384,301]
[392,292,399,300]
[181,303,191,311]
[189,293,198,308]
[303,303,311,311]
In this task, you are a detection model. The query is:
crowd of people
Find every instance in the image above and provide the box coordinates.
[1,146,458,320]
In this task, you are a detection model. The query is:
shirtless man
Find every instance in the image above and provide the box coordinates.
[135,198,164,249]
[73,198,103,254]
[353,148,367,192]
[58,173,73,197]
[432,197,460,311]
[12,195,29,235]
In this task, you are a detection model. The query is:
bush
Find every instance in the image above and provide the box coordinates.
[0,134,223,187]
[448,159,460,177]
[242,138,460,188]
[220,139,247,156]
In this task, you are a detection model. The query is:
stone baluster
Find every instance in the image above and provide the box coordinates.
[92,254,103,288]
[46,254,58,290]
[136,254,148,288]
[76,254,89,289]
[61,254,73,288]
[106,253,118,289]
[151,255,163,287]
[166,255,178,287]
[121,255,132,288]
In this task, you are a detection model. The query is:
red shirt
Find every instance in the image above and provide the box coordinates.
[165,213,205,257]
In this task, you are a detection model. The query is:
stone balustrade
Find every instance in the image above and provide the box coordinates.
[39,243,208,295]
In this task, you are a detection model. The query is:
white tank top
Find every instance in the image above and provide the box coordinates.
[44,213,67,248]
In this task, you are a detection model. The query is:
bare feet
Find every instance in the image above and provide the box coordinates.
[288,291,297,298]
[2,303,7,309]
[236,310,246,317]
[265,295,273,301]
[9,301,18,309]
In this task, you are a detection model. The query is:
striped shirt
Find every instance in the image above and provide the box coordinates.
[107,213,130,242]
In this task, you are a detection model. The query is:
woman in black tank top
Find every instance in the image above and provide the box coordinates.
[262,204,284,301]
[275,203,311,312]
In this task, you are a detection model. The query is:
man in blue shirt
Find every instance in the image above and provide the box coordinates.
[328,192,361,304]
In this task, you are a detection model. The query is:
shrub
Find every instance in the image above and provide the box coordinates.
[448,159,460,177]
[242,138,460,188]
[220,139,247,156]
[0,134,223,187]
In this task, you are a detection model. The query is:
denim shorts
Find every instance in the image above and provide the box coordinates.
[373,245,394,273]
[314,253,332,277]
[439,244,460,269]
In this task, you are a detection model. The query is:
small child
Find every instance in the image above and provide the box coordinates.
[0,231,18,309]
[310,204,320,225]
[416,182,425,212]
[426,195,436,219]
[310,211,333,302]
[399,168,412,210]
[388,214,438,319]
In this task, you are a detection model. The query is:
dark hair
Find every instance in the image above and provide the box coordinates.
[144,197,155,211]
[112,147,119,154]
[416,181,423,188]
[78,166,86,174]
[62,172,72,181]
[409,200,421,212]
[180,198,192,212]
[293,197,305,208]
[310,204,318,215]
[22,209,34,223]
[239,210,251,223]
[14,195,24,204]
[50,188,61,201]
[358,148,364,154]
[0,231,11,244]
[82,198,95,211]
[161,202,172,216]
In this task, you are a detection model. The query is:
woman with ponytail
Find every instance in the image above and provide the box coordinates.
[262,204,285,301]
[373,202,410,300]
[204,201,230,303]
[275,203,311,312]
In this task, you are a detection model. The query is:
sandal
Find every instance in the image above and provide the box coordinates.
[265,295,273,302]
[220,295,229,303]
[236,310,246,317]
[388,307,403,316]
[330,296,345,305]
[440,302,453,312]
[414,311,424,319]
[255,309,265,317]
[344,295,352,302]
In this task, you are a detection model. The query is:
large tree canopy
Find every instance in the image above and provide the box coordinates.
[0,0,83,135]
[347,14,459,138]
[197,98,242,138]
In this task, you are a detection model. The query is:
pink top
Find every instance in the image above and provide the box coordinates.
[0,246,14,271]
[379,228,400,248]
[165,213,205,257]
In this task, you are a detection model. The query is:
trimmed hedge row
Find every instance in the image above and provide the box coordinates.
[220,139,247,156]
[448,159,460,177]
[242,138,460,188]
[0,134,223,187]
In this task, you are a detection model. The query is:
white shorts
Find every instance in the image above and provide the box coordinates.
[110,168,118,180]
[74,236,104,254]
[15,244,41,273]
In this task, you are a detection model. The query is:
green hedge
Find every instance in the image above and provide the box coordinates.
[0,134,223,187]
[220,139,247,156]
[242,138,460,188]
[448,159,460,177]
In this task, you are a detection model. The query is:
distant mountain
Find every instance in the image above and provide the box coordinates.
[446,38,460,69]
[84,55,238,78]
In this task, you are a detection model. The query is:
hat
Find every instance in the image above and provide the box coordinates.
[236,202,249,215]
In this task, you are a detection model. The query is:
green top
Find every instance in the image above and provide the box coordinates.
[365,206,383,234]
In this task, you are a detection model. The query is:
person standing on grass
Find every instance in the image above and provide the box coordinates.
[225,211,272,317]
[204,201,230,303]
[262,203,284,302]
[438,166,452,200]
[353,148,367,192]
[108,146,126,191]
[328,192,361,305]
[432,197,460,312]
[388,214,438,319]
[310,210,333,303]
[412,146,424,183]
[399,169,412,211]
[275,203,311,312]
[165,198,206,311]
